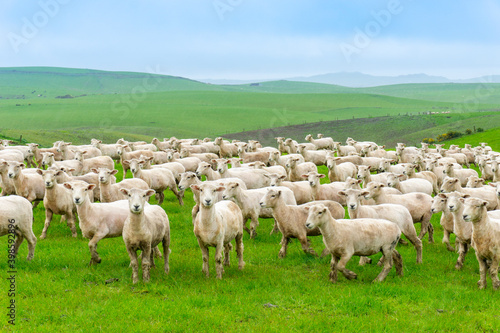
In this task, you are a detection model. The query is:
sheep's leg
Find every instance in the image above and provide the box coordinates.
[235,233,245,270]
[156,191,165,205]
[66,213,78,238]
[170,184,183,206]
[214,242,224,279]
[162,236,170,275]
[320,248,330,258]
[337,255,357,280]
[223,243,233,266]
[11,233,24,258]
[270,218,280,235]
[88,233,106,265]
[455,241,469,270]
[126,247,140,284]
[374,247,394,282]
[40,208,54,239]
[392,250,404,276]
[197,238,210,277]
[398,237,408,245]
[153,246,163,259]
[23,230,37,261]
[278,236,290,258]
[403,230,423,264]
[141,244,152,283]
[32,199,40,209]
[299,236,318,257]
[489,260,500,290]
[476,252,488,289]
[249,214,259,239]
[442,229,455,252]
[149,247,156,269]
[359,256,372,266]
[329,255,339,283]
[191,204,200,221]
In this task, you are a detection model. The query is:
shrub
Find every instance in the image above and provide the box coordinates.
[422,138,435,144]
[477,128,484,132]
[465,129,472,135]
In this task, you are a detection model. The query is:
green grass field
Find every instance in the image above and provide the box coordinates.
[2,159,500,332]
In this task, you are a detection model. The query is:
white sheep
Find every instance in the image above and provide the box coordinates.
[356,165,390,188]
[94,168,149,202]
[462,197,500,290]
[430,193,456,252]
[386,173,433,195]
[302,172,346,206]
[440,177,498,211]
[165,150,201,173]
[191,182,245,279]
[264,173,314,204]
[442,162,478,187]
[445,192,473,270]
[74,151,114,175]
[297,144,328,166]
[215,159,271,189]
[304,204,403,283]
[121,188,170,284]
[305,134,334,150]
[285,157,317,182]
[7,162,44,206]
[214,137,238,158]
[402,163,439,194]
[0,195,36,260]
[117,145,154,176]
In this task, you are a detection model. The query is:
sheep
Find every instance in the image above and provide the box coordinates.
[1,144,35,166]
[264,173,314,204]
[477,155,494,180]
[466,176,486,188]
[36,169,78,239]
[221,181,296,238]
[191,182,245,279]
[430,193,456,252]
[275,137,289,154]
[441,149,470,167]
[445,192,473,270]
[490,160,500,183]
[268,151,305,167]
[94,168,149,203]
[302,172,346,205]
[215,159,271,189]
[0,195,36,261]
[63,181,130,265]
[305,134,334,150]
[237,146,270,164]
[284,138,299,153]
[331,153,363,165]
[377,158,405,174]
[325,157,357,182]
[7,162,44,206]
[31,145,62,168]
[151,138,173,151]
[364,182,434,242]
[148,160,186,183]
[332,142,357,157]
[386,173,433,195]
[214,137,238,158]
[247,161,287,179]
[124,159,182,205]
[297,144,328,166]
[304,204,403,283]
[74,151,114,175]
[395,146,418,164]
[462,197,500,290]
[441,162,478,187]
[121,188,170,284]
[117,145,154,176]
[339,188,422,263]
[165,150,201,173]
[259,188,345,258]
[356,165,390,187]
[285,157,316,182]
[0,148,25,164]
[53,167,105,202]
[440,177,498,211]
[130,142,158,152]
[91,139,123,161]
[180,148,218,164]
[42,152,83,175]
[0,159,17,196]
[402,163,439,194]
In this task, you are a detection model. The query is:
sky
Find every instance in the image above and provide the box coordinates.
[1,0,499,80]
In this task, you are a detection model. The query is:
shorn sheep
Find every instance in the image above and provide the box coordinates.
[304,204,403,283]
[121,188,171,284]
[191,183,245,279]
[0,195,36,261]
[462,197,500,290]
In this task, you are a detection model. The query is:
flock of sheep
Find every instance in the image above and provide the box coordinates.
[1,135,500,288]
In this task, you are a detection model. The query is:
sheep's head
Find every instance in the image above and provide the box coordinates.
[191,183,224,208]
[259,188,281,208]
[462,197,488,223]
[304,204,328,230]
[120,188,156,214]
[64,181,95,205]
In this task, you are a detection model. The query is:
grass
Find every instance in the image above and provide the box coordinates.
[2,160,500,332]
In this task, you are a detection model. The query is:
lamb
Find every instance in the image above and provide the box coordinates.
[441,162,478,187]
[191,183,245,279]
[386,173,433,195]
[0,195,36,261]
[285,157,317,182]
[121,188,170,284]
[264,173,314,204]
[94,168,149,202]
[325,157,357,182]
[7,162,44,206]
[259,188,344,258]
[364,182,434,242]
[356,165,390,187]
[440,177,498,211]
[284,138,299,153]
[445,192,473,270]
[215,159,271,189]
[124,158,182,205]
[395,146,418,163]
[339,188,422,263]
[214,137,238,158]
[221,181,296,238]
[305,134,334,150]
[297,144,328,166]
[462,197,500,290]
[430,194,456,252]
[304,204,403,283]
[74,151,114,175]
[36,169,78,239]
[63,181,131,265]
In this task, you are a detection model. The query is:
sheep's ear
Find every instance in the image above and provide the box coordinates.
[301,174,309,178]
[379,184,385,188]
[81,150,87,154]
[63,183,72,190]
[481,200,488,207]
[263,174,270,178]
[211,159,217,163]
[338,190,346,196]
[111,169,119,175]
[462,194,470,199]
[190,184,201,191]
[277,190,282,197]
[437,193,447,198]
[216,186,225,192]
[120,188,129,196]
[397,174,405,179]
[225,160,230,165]
[303,206,310,211]
[367,165,371,170]
[361,190,370,197]
[36,169,43,175]
[319,174,326,178]
[452,178,459,184]
[279,175,287,180]
[234,183,239,187]
[489,182,497,187]
[87,184,96,191]
[68,168,75,172]
[55,170,63,176]
[146,156,153,161]
[146,189,156,197]
[91,168,99,174]
[122,160,130,165]
[19,162,25,169]
[356,179,362,184]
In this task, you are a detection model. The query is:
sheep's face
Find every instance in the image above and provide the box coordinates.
[462,197,487,223]
[195,162,211,177]
[41,170,58,189]
[305,205,327,230]
[363,182,383,199]
[440,177,459,193]
[259,189,281,208]
[178,172,198,191]
[356,166,370,180]
[122,188,155,214]
[447,192,466,213]
[7,162,24,179]
[64,181,94,205]
[264,173,283,187]
[98,168,117,184]
[303,172,321,187]
[378,159,390,172]
[221,182,239,200]
[197,183,224,208]
[386,174,400,188]
[344,177,361,190]
[128,159,142,174]
[41,153,55,167]
[216,160,229,174]
[466,176,483,188]
[431,194,447,214]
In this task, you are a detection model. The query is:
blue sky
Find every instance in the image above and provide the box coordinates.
[1,0,499,80]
